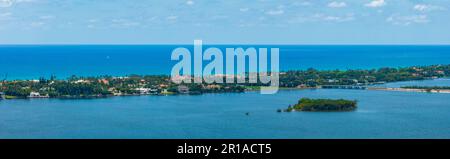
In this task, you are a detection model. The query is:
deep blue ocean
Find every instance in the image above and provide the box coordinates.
[1,45,450,79]
[1,45,450,139]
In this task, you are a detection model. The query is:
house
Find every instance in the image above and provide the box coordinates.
[135,88,159,95]
[328,79,339,83]
[205,84,221,89]
[296,84,308,88]
[73,79,90,84]
[149,88,158,94]
[436,70,445,74]
[177,85,189,94]
[28,92,49,98]
[135,88,151,95]
[98,79,109,85]
[159,84,168,88]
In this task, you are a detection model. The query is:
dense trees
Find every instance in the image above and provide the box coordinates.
[286,98,357,112]
[0,64,449,99]
[279,64,450,87]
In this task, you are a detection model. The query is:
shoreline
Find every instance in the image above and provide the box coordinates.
[368,87,450,94]
[2,64,450,100]
[2,85,449,101]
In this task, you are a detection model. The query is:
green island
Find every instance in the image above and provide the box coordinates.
[0,64,449,99]
[281,98,357,112]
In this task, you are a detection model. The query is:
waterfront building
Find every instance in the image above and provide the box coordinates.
[177,85,190,94]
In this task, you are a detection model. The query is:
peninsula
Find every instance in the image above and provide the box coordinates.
[0,64,449,99]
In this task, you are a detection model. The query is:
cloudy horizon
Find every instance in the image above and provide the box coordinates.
[0,0,449,44]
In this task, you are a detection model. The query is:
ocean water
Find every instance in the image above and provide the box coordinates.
[1,45,450,139]
[1,83,450,139]
[1,45,450,79]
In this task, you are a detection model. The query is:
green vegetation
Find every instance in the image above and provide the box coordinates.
[0,75,246,99]
[284,98,357,112]
[279,65,449,87]
[401,86,450,90]
[0,64,449,99]
[400,86,450,93]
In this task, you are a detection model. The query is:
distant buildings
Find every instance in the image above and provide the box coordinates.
[98,79,109,85]
[177,85,189,94]
[73,79,90,84]
[205,84,221,89]
[28,92,49,98]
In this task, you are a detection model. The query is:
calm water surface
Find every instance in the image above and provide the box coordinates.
[1,45,450,138]
[1,81,450,139]
[1,45,450,79]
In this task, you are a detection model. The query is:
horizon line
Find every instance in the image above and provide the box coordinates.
[1,43,450,46]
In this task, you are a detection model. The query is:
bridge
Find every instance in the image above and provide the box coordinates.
[320,85,368,90]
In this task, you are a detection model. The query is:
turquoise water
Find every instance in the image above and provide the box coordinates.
[1,45,450,79]
[1,45,450,139]
[1,79,450,139]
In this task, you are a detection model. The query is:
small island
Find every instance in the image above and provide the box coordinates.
[281,98,357,112]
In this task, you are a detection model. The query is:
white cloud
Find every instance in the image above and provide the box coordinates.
[0,0,13,7]
[15,0,35,2]
[266,6,285,15]
[328,2,347,8]
[266,9,284,15]
[39,15,55,20]
[30,21,45,27]
[288,13,355,23]
[0,0,34,7]
[0,12,12,21]
[166,15,178,21]
[240,8,249,12]
[88,19,98,23]
[211,15,228,20]
[413,4,444,12]
[365,0,386,8]
[0,12,11,17]
[186,0,194,5]
[386,14,429,26]
[292,1,312,6]
[320,14,355,22]
[111,19,141,28]
[324,16,353,22]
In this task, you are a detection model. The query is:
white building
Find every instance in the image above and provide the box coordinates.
[28,92,49,98]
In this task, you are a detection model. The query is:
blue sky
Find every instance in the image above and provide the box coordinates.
[0,0,449,44]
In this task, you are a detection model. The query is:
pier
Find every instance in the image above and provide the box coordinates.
[320,85,368,90]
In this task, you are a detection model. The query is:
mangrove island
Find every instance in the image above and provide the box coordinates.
[282,98,357,112]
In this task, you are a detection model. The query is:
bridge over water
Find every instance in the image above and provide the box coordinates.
[320,85,368,90]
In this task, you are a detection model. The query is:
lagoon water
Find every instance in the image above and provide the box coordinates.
[1,45,450,138]
[1,86,450,139]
